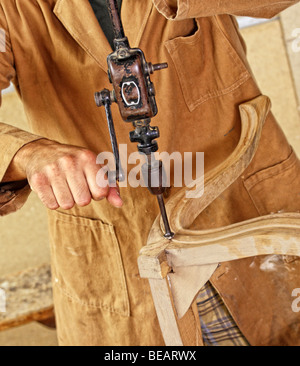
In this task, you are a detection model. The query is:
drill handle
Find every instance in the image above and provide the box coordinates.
[95,89,125,183]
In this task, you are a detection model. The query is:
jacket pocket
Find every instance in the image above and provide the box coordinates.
[243,149,300,216]
[243,149,300,265]
[48,210,130,317]
[164,16,250,112]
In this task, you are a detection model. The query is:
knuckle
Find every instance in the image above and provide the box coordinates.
[59,154,77,170]
[30,172,48,190]
[80,149,96,165]
[45,162,61,178]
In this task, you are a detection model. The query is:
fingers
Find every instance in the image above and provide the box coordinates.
[82,151,123,207]
[28,148,124,210]
[35,184,59,211]
[107,187,123,208]
[65,170,91,207]
[29,174,59,210]
[51,179,75,210]
[83,155,109,201]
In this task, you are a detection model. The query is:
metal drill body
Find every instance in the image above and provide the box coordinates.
[95,0,174,239]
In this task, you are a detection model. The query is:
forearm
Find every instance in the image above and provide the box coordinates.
[2,140,42,183]
[0,122,43,182]
[0,122,44,215]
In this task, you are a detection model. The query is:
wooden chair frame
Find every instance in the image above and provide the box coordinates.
[138,96,300,346]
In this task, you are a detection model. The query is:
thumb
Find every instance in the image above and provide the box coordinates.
[106,186,123,208]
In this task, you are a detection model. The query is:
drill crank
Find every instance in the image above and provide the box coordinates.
[95,0,174,239]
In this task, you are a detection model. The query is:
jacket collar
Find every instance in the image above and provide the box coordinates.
[53,0,153,71]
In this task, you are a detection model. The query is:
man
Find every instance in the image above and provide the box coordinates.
[0,0,300,346]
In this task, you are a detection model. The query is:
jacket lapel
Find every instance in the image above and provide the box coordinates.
[53,0,153,72]
[121,0,153,47]
[53,0,112,71]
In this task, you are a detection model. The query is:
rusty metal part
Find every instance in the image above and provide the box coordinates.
[130,119,159,155]
[95,0,173,238]
[141,154,174,239]
[106,0,126,42]
[94,89,125,183]
[108,50,158,122]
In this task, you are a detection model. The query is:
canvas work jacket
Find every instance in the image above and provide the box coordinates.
[0,0,300,346]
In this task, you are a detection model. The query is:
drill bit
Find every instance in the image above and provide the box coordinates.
[157,194,174,239]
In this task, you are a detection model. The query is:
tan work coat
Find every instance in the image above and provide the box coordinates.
[0,0,300,346]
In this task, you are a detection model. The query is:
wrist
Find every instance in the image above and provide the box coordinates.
[2,138,49,182]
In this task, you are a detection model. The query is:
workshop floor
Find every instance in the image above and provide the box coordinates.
[0,4,299,346]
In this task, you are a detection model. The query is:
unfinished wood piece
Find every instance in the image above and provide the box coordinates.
[149,278,183,346]
[0,263,54,331]
[141,212,300,278]
[148,95,270,244]
[138,96,300,346]
[141,95,272,278]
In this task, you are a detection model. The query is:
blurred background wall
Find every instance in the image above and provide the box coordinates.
[0,3,299,346]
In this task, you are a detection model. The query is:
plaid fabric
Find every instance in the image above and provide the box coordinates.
[196,281,250,346]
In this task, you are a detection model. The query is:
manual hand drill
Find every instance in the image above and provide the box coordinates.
[94,0,174,239]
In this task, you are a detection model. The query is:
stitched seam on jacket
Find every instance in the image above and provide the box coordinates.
[242,150,297,215]
[0,3,15,68]
[165,15,251,111]
[50,210,114,232]
[49,212,130,316]
[214,15,246,73]
[244,150,296,191]
[160,0,176,18]
[134,2,153,47]
[230,2,297,16]
[54,0,105,69]
[241,180,261,216]
[189,72,251,110]
[160,0,189,19]
[54,281,129,316]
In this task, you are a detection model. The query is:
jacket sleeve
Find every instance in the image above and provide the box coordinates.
[153,0,300,20]
[0,5,43,216]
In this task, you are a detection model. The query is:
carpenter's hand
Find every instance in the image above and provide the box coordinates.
[7,139,123,210]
